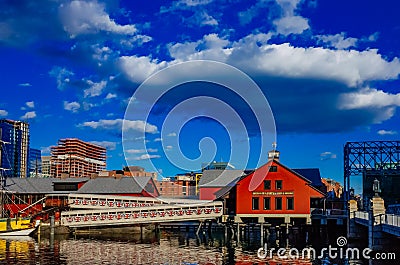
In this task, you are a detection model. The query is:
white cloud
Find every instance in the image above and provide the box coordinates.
[320,151,337,160]
[154,138,162,142]
[273,16,309,36]
[161,0,212,13]
[80,119,158,133]
[20,111,36,120]
[26,101,35,108]
[316,33,358,49]
[338,87,400,109]
[0,110,8,117]
[272,0,310,35]
[82,102,97,111]
[367,32,379,42]
[84,80,107,98]
[105,93,117,99]
[18,83,32,87]
[40,146,52,155]
[197,11,218,26]
[120,35,153,48]
[166,145,173,150]
[132,154,161,160]
[167,132,177,137]
[63,101,81,113]
[377,130,397,135]
[89,141,117,150]
[165,34,400,87]
[49,66,74,90]
[59,0,137,37]
[117,56,168,83]
[126,148,158,154]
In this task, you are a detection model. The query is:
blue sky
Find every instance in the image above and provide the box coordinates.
[1,0,400,192]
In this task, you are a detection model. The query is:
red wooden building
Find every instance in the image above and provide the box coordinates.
[3,176,159,219]
[222,151,325,225]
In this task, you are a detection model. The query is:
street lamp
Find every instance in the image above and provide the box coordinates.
[373,178,381,197]
[349,187,354,199]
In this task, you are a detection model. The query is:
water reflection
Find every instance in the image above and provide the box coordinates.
[0,226,397,265]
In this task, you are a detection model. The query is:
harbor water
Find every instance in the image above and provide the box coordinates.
[0,225,398,265]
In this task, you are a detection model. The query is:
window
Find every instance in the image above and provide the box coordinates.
[275,180,282,190]
[287,197,294,210]
[252,197,259,210]
[275,197,282,210]
[269,166,278,172]
[263,180,271,190]
[263,197,270,210]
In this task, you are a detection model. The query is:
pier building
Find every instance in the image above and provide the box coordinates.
[219,149,325,225]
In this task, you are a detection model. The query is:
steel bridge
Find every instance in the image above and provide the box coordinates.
[344,140,400,207]
[61,194,223,228]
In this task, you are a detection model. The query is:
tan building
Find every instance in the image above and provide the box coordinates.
[50,138,106,178]
[41,156,52,178]
[154,178,186,197]
[123,166,157,179]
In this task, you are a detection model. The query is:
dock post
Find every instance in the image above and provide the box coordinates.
[196,221,203,236]
[260,222,264,245]
[37,221,41,242]
[50,215,55,236]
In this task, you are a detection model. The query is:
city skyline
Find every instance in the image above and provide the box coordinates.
[1,1,400,193]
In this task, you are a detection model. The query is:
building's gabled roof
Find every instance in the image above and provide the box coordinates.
[75,177,152,194]
[292,168,323,187]
[4,177,89,194]
[199,169,244,188]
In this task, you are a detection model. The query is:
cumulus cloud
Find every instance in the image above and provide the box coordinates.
[338,87,400,109]
[167,132,177,137]
[0,110,8,117]
[20,111,36,120]
[316,32,358,49]
[272,0,310,35]
[164,34,400,87]
[273,16,309,36]
[80,119,158,133]
[377,129,397,135]
[19,83,32,87]
[84,80,107,98]
[89,141,117,150]
[49,67,74,90]
[26,101,35,108]
[132,154,161,160]
[63,101,81,113]
[198,11,218,26]
[105,93,117,99]
[320,151,337,160]
[59,0,137,38]
[126,148,158,154]
[117,56,168,83]
[40,146,52,155]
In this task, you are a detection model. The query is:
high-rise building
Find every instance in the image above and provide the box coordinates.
[0,119,30,178]
[50,138,106,178]
[28,148,42,177]
[41,156,51,178]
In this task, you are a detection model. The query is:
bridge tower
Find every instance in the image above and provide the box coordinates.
[344,140,400,209]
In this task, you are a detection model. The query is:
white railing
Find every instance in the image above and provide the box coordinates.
[61,201,223,228]
[354,211,369,220]
[68,194,164,209]
[384,214,400,227]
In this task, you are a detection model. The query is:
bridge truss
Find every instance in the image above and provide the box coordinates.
[344,140,400,206]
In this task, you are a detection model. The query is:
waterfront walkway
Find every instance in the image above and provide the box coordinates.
[354,211,400,237]
[61,194,223,228]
